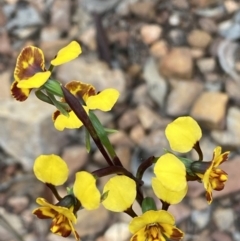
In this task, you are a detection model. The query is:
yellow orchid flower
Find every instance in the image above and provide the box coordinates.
[192,146,229,204]
[129,210,184,241]
[11,41,82,101]
[33,197,80,240]
[52,80,119,131]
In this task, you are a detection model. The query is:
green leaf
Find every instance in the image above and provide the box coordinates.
[85,129,91,153]
[89,111,116,158]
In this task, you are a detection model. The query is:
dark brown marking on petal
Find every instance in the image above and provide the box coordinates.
[52,110,61,121]
[220,152,230,164]
[51,215,72,237]
[11,81,30,101]
[131,234,138,241]
[14,46,46,81]
[169,227,184,241]
[33,208,57,219]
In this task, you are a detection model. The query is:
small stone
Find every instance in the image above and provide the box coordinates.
[199,18,218,33]
[139,129,169,157]
[104,222,130,241]
[213,208,234,231]
[171,0,189,9]
[140,24,162,45]
[78,27,97,51]
[136,104,163,130]
[168,29,186,46]
[51,0,71,32]
[190,91,228,129]
[109,131,134,148]
[75,205,110,237]
[0,71,11,100]
[191,207,211,229]
[187,29,212,48]
[190,197,209,210]
[0,6,6,27]
[115,146,131,171]
[129,124,145,145]
[7,195,29,213]
[205,73,222,91]
[211,107,240,148]
[212,231,233,241]
[168,13,181,26]
[159,47,193,79]
[40,26,61,42]
[149,40,169,58]
[129,1,156,19]
[224,0,239,14]
[168,203,191,222]
[62,146,89,176]
[191,0,219,8]
[166,80,204,116]
[143,58,168,107]
[0,97,67,170]
[190,48,205,59]
[197,58,216,73]
[0,208,26,239]
[0,31,12,54]
[187,181,205,198]
[132,84,155,107]
[226,79,240,105]
[118,109,139,130]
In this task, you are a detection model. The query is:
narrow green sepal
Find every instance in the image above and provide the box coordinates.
[85,129,91,153]
[46,91,69,117]
[35,89,53,105]
[104,128,118,134]
[44,79,63,97]
[89,111,116,158]
[101,191,109,202]
[142,197,157,213]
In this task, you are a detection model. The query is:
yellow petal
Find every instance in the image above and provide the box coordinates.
[165,116,202,153]
[53,110,85,131]
[17,71,51,88]
[73,171,100,210]
[152,178,187,204]
[86,88,120,111]
[129,210,175,234]
[33,155,69,185]
[154,154,186,191]
[51,41,82,66]
[102,175,136,212]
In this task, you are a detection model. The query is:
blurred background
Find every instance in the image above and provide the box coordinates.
[0,0,240,240]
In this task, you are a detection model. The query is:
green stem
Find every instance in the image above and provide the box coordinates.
[61,86,114,166]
